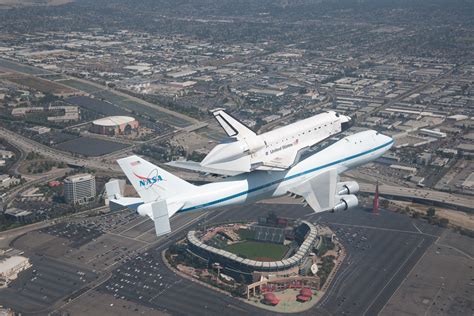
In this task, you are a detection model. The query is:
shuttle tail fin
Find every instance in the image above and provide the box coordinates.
[211,108,256,139]
[117,155,196,203]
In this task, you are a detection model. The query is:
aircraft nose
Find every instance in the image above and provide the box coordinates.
[380,133,394,149]
[341,115,353,131]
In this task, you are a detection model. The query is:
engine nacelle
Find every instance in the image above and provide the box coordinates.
[137,203,153,217]
[333,194,358,212]
[337,181,359,196]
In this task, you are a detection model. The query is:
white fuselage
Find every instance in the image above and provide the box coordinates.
[259,111,348,159]
[173,130,393,214]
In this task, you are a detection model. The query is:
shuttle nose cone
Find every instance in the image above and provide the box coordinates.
[384,134,394,146]
[378,132,394,150]
[341,115,351,123]
[341,115,353,131]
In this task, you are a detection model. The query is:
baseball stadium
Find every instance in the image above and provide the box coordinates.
[186,214,328,283]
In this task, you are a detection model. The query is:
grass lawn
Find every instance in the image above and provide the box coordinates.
[224,241,289,261]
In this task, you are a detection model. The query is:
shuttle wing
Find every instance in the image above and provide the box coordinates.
[166,160,243,176]
[288,168,337,213]
[262,146,309,170]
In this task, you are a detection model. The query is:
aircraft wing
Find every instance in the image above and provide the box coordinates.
[166,160,243,176]
[261,146,310,170]
[288,168,337,213]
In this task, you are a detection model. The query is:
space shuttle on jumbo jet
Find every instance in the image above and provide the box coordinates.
[167,109,353,176]
[105,108,393,238]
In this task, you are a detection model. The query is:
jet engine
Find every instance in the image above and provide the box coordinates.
[336,181,359,195]
[136,201,172,237]
[332,194,358,212]
[137,203,153,217]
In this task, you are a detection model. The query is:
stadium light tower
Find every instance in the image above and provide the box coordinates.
[212,262,222,278]
[373,181,380,215]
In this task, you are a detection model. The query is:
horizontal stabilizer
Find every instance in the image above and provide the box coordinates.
[105,179,125,200]
[109,197,143,211]
[106,179,143,211]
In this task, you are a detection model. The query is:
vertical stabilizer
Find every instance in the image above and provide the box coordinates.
[117,155,196,203]
[212,108,256,139]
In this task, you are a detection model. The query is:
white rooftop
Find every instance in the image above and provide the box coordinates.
[0,256,29,274]
[93,116,135,127]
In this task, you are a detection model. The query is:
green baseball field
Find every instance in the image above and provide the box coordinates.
[224,241,289,261]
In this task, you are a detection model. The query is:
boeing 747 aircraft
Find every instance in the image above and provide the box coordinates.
[106,130,393,237]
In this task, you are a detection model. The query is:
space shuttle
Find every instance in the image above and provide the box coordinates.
[168,109,352,176]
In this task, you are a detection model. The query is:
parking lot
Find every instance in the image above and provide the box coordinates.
[0,255,98,314]
[2,202,460,316]
[55,136,129,156]
[381,230,473,316]
[88,204,443,316]
[40,222,105,248]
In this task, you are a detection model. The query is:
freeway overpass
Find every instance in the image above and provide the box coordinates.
[358,182,473,212]
[0,127,122,173]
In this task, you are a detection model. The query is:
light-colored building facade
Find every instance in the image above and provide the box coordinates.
[64,173,96,205]
[0,175,20,189]
[0,256,31,288]
[0,150,14,159]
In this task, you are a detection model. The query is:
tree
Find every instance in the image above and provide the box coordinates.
[439,218,449,228]
[427,207,436,218]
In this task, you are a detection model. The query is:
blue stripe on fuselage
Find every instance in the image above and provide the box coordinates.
[179,139,393,212]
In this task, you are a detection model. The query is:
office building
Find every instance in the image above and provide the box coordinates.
[64,173,96,205]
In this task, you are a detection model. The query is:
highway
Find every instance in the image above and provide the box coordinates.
[2,169,68,206]
[358,182,473,212]
[0,57,199,128]
[0,127,122,173]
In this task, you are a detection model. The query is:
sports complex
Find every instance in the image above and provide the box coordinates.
[185,215,332,284]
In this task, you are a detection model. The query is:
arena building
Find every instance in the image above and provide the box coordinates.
[187,220,320,283]
[91,116,138,135]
